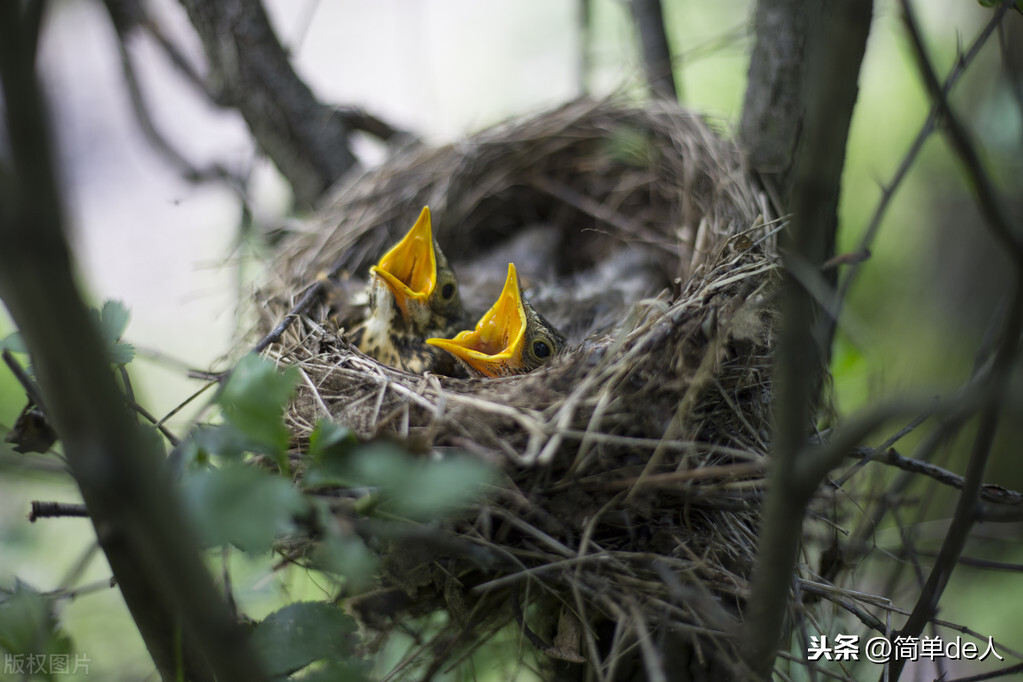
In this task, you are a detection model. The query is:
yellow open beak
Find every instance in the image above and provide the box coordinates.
[370,206,437,319]
[426,263,527,377]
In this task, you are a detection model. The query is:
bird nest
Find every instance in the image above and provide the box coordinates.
[255,98,783,678]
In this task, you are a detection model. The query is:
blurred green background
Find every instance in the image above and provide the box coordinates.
[2,0,1021,679]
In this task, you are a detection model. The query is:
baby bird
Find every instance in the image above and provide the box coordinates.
[426,263,565,377]
[351,207,468,374]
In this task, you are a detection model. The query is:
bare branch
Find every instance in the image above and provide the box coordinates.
[856,446,1023,510]
[629,0,679,100]
[887,5,1023,678]
[741,2,873,677]
[834,6,1012,319]
[739,0,812,190]
[899,0,1023,265]
[332,106,410,142]
[29,501,89,522]
[176,0,357,207]
[105,5,240,186]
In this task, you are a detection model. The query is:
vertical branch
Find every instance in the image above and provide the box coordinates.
[739,0,813,194]
[0,6,267,681]
[578,0,592,94]
[629,0,679,100]
[740,2,873,678]
[175,0,357,207]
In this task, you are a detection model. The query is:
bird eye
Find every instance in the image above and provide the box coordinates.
[441,282,456,300]
[532,340,551,359]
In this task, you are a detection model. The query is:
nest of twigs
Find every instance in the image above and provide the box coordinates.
[256,97,783,679]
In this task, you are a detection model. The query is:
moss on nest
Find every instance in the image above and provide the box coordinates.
[255,97,785,678]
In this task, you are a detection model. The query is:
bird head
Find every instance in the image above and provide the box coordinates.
[426,263,565,377]
[368,206,463,333]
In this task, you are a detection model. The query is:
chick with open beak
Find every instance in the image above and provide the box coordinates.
[426,263,565,377]
[351,207,468,374]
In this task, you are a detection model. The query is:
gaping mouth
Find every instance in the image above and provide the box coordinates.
[370,206,437,319]
[426,263,527,377]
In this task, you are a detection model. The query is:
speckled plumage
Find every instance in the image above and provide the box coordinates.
[426,263,565,378]
[350,207,469,375]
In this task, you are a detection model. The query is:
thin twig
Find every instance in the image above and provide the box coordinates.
[124,394,180,446]
[945,661,1023,682]
[835,4,1011,312]
[3,349,46,409]
[857,446,1023,509]
[29,501,89,522]
[889,6,1023,677]
[899,0,1022,265]
[106,5,239,186]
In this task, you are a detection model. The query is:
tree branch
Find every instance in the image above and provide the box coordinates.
[0,6,267,680]
[175,0,357,207]
[740,2,874,677]
[29,502,90,522]
[629,0,678,100]
[887,3,1023,677]
[834,5,1012,324]
[899,0,1023,266]
[854,446,1023,510]
[739,0,813,192]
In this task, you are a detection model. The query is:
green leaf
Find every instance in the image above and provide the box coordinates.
[250,602,361,677]
[298,659,373,682]
[978,0,1022,9]
[167,424,256,477]
[85,301,135,365]
[312,534,378,594]
[99,300,130,344]
[308,421,357,462]
[0,331,26,354]
[302,421,360,489]
[216,355,298,458]
[180,465,305,552]
[346,444,495,520]
[107,342,135,366]
[308,499,378,591]
[0,583,73,662]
